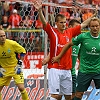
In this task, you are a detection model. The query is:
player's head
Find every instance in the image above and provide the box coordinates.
[68,19,81,28]
[55,13,66,32]
[89,17,100,35]
[0,30,6,45]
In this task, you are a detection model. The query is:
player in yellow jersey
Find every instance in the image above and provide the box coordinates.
[0,30,29,100]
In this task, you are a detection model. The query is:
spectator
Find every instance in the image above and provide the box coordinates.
[82,9,93,21]
[19,21,25,39]
[70,7,81,22]
[23,15,33,40]
[34,15,43,29]
[48,0,55,26]
[14,2,21,12]
[0,15,11,38]
[8,9,22,41]
[60,8,70,20]
[1,1,10,16]
[92,0,100,6]
[19,21,24,29]
[59,7,70,27]
[8,9,22,28]
[23,15,33,28]
[33,15,43,52]
[0,15,11,30]
[34,35,42,52]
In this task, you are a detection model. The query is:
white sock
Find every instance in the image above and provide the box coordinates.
[50,97,57,100]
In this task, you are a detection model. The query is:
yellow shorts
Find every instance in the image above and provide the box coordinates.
[0,67,24,86]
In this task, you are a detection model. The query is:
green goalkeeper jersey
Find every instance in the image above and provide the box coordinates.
[71,45,80,75]
[72,32,100,73]
[0,39,26,68]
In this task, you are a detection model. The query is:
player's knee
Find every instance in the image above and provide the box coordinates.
[64,95,71,100]
[71,93,75,99]
[50,94,62,100]
[19,87,25,92]
[50,97,57,100]
[17,84,25,91]
[0,86,4,92]
[75,91,84,99]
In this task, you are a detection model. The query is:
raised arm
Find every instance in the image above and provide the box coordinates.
[81,6,98,29]
[32,0,47,27]
[51,40,74,63]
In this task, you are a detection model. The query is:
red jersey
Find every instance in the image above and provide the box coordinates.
[8,14,22,28]
[43,23,81,70]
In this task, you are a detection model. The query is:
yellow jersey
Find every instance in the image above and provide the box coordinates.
[0,39,26,68]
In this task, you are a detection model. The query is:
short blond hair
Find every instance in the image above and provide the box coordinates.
[89,17,100,26]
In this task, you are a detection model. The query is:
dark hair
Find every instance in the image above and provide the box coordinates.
[55,13,66,22]
[68,19,81,26]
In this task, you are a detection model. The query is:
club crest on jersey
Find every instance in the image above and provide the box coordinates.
[8,49,11,53]
[66,37,69,42]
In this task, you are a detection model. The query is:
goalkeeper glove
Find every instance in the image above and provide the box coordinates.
[15,60,23,74]
[0,65,6,77]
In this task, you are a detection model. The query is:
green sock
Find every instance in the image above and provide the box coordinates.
[74,97,81,100]
[21,89,29,100]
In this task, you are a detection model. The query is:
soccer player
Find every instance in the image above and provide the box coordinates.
[0,30,29,100]
[42,19,81,100]
[51,17,100,100]
[68,19,80,100]
[33,0,97,100]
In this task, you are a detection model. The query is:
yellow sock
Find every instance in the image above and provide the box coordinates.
[0,92,2,100]
[21,89,29,100]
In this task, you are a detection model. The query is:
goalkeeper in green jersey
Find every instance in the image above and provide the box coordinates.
[0,30,29,100]
[51,17,100,100]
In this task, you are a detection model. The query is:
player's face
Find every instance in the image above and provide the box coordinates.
[89,21,100,35]
[0,30,6,45]
[56,17,66,32]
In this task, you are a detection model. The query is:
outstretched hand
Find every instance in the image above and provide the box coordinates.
[32,0,42,10]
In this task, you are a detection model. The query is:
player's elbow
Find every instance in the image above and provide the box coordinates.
[69,40,74,47]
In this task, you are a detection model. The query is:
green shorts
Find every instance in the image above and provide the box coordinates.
[76,72,100,92]
[72,74,76,93]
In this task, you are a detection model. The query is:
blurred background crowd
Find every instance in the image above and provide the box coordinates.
[0,0,99,52]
